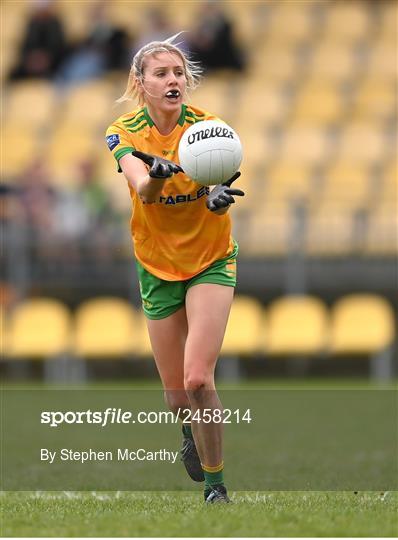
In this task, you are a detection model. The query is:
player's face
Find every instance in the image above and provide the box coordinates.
[141,52,186,113]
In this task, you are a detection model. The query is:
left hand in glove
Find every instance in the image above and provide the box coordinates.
[206,172,245,212]
[132,150,183,179]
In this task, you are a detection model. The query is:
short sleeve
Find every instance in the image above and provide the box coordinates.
[105,123,135,172]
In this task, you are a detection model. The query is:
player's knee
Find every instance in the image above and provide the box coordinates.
[184,374,209,393]
[164,390,190,415]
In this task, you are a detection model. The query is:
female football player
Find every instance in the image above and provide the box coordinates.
[106,34,244,504]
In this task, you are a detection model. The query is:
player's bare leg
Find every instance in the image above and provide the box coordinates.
[146,307,188,411]
[145,308,204,481]
[184,283,234,502]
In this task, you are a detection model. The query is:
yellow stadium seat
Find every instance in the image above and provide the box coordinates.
[7,298,72,358]
[154,0,196,30]
[350,79,396,122]
[232,158,255,192]
[243,202,293,257]
[61,80,114,130]
[47,124,98,185]
[235,83,289,127]
[237,127,275,171]
[278,124,330,165]
[308,42,360,84]
[363,205,398,256]
[251,45,301,85]
[0,42,18,82]
[188,74,237,119]
[336,124,388,166]
[382,160,397,180]
[0,123,39,178]
[318,162,372,210]
[4,81,56,130]
[1,3,29,49]
[221,295,264,356]
[57,0,96,41]
[330,294,395,355]
[292,81,345,124]
[366,41,397,82]
[265,296,329,355]
[265,3,316,45]
[322,2,373,43]
[74,297,138,358]
[377,162,398,208]
[223,0,263,45]
[107,2,154,34]
[225,161,256,215]
[265,162,313,203]
[305,206,356,256]
[380,2,398,43]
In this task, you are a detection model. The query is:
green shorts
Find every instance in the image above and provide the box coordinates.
[136,242,238,320]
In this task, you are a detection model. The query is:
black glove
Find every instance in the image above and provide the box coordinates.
[132,150,183,179]
[206,172,245,212]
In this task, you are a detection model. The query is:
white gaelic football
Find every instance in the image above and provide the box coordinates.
[178,120,242,186]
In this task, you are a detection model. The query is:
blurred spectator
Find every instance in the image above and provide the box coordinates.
[56,1,131,87]
[77,160,114,228]
[52,189,90,240]
[8,0,67,82]
[188,1,246,72]
[0,184,23,290]
[7,156,124,265]
[0,281,17,312]
[17,158,57,234]
[55,42,105,87]
[135,7,178,51]
[77,159,123,262]
[88,2,132,71]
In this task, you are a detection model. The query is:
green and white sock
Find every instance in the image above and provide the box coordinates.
[202,461,224,498]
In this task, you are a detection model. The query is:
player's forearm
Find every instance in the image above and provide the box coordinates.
[133,175,167,204]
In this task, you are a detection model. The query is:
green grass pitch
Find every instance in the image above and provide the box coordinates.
[2,379,396,536]
[1,491,397,537]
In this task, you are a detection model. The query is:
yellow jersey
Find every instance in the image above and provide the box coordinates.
[105,104,234,281]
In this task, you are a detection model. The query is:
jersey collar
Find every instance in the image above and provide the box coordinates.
[143,104,187,129]
[143,106,154,127]
[177,104,187,126]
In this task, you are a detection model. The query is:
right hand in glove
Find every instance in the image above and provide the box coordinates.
[132,150,183,179]
[206,172,245,212]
